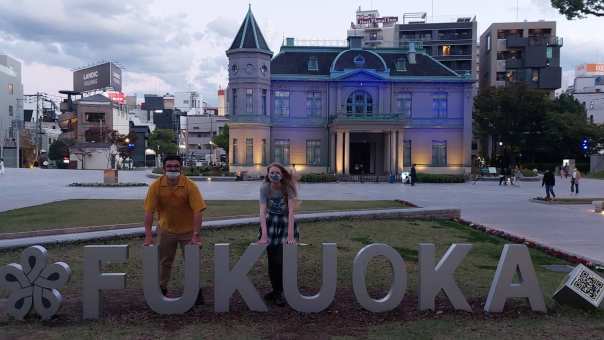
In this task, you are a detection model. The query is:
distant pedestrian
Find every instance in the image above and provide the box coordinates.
[571,168,581,195]
[410,164,417,186]
[499,167,510,186]
[542,170,556,201]
[0,158,4,175]
[513,166,521,186]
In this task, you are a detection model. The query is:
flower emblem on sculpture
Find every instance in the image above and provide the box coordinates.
[0,245,71,320]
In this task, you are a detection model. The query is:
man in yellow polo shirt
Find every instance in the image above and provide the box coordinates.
[143,155,207,298]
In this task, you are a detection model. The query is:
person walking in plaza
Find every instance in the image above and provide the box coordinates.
[542,169,556,201]
[410,164,417,186]
[513,166,521,186]
[257,163,299,307]
[143,154,207,301]
[571,168,581,195]
[0,158,5,175]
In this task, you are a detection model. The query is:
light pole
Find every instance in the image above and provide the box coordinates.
[209,140,215,166]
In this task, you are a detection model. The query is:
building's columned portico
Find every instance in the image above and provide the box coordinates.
[331,122,404,175]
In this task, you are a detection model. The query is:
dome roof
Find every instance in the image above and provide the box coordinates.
[332,50,387,72]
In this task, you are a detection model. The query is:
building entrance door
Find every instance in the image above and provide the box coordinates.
[350,142,370,174]
[348,132,386,175]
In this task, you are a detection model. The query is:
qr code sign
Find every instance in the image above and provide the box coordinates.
[570,269,604,305]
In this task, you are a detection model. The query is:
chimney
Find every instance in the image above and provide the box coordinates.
[347,35,363,49]
[286,37,295,46]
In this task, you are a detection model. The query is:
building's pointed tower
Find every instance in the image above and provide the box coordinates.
[226,6,273,174]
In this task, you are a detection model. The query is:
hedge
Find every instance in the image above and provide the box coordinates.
[152,167,233,177]
[415,173,466,183]
[299,173,338,183]
[520,168,538,177]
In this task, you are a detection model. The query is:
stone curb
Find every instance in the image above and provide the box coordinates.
[529,198,604,205]
[0,208,459,251]
[454,218,603,268]
[146,173,237,182]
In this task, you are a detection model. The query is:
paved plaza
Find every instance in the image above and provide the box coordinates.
[0,168,603,265]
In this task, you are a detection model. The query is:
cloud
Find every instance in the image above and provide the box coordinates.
[21,62,72,96]
[206,17,238,40]
[0,0,203,97]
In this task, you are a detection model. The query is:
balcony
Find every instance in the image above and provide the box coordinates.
[505,58,523,69]
[331,113,406,124]
[506,36,529,48]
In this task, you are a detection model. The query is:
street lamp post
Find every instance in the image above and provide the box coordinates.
[209,140,215,166]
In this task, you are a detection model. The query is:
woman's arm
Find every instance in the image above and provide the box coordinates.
[287,198,296,244]
[258,203,268,244]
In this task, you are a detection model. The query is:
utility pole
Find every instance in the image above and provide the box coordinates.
[15,120,20,168]
[36,92,41,159]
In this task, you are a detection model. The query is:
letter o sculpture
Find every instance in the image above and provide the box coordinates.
[352,243,407,312]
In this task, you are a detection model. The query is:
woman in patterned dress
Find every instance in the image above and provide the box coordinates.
[257,163,299,306]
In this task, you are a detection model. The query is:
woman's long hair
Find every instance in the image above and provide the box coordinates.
[264,163,298,202]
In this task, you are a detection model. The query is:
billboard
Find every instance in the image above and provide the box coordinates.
[106,91,125,105]
[576,64,604,77]
[73,62,122,92]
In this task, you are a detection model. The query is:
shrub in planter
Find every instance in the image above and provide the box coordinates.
[520,168,538,177]
[300,173,338,183]
[415,173,466,183]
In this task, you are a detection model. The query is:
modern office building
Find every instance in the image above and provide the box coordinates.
[347,8,477,78]
[226,7,473,177]
[479,21,562,90]
[183,114,228,162]
[0,54,24,167]
[174,91,203,115]
[569,63,604,124]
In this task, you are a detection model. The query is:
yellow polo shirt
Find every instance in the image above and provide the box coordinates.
[144,175,207,234]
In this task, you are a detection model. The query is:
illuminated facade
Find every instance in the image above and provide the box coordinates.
[227,8,473,176]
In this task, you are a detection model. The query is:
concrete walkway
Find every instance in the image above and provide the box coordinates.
[0,168,603,265]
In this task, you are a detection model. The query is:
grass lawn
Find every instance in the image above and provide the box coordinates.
[1,218,603,339]
[0,199,405,234]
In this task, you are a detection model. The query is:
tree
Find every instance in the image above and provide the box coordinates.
[212,124,229,154]
[148,129,178,157]
[474,84,594,166]
[551,0,604,18]
[49,138,74,168]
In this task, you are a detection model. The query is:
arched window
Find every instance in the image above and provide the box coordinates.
[346,91,373,114]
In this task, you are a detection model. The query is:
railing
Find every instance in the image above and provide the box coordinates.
[398,40,424,50]
[505,58,523,69]
[283,39,349,47]
[333,113,406,122]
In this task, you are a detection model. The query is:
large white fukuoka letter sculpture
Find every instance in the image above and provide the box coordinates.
[283,243,337,312]
[82,245,129,319]
[484,244,546,312]
[214,243,268,312]
[352,243,407,312]
[143,245,200,314]
[418,243,472,311]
